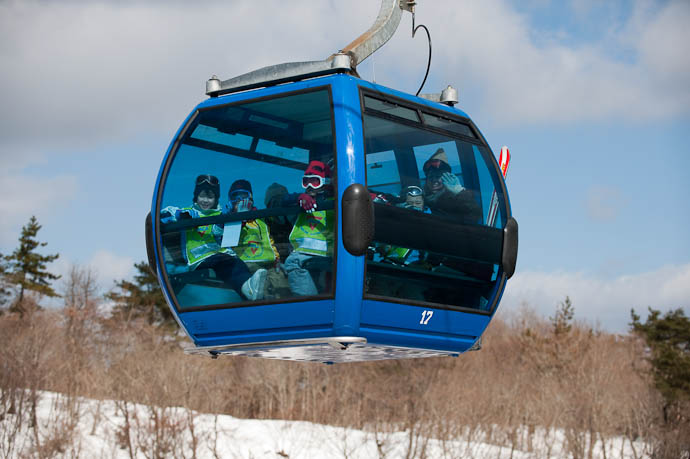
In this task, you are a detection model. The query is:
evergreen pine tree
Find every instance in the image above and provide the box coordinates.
[0,251,11,308]
[631,307,690,455]
[631,307,690,415]
[550,296,574,336]
[107,261,173,326]
[5,216,60,315]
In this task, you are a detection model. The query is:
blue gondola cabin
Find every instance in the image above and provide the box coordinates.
[147,73,517,362]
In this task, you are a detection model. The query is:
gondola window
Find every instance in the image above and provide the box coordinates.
[156,88,337,310]
[362,93,507,312]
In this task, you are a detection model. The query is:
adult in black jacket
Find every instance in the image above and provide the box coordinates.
[422,148,481,224]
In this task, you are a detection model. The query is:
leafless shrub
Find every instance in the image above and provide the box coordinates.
[133,406,189,459]
[1,289,672,457]
[0,300,67,457]
[26,392,82,459]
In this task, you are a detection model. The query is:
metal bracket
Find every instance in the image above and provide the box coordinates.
[206,0,415,97]
[419,85,458,106]
[206,54,352,97]
[339,0,413,67]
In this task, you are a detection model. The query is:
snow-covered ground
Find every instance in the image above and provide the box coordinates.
[2,391,649,458]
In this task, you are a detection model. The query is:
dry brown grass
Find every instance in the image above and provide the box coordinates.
[0,281,682,457]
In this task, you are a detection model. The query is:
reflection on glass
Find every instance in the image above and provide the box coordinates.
[363,101,506,312]
[158,89,336,310]
[364,96,420,122]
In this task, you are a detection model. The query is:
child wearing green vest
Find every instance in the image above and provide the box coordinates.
[226,180,291,299]
[368,185,430,302]
[226,180,280,268]
[161,174,267,301]
[376,185,429,266]
[283,161,335,296]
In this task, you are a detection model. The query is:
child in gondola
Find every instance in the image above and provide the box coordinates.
[377,185,429,266]
[225,179,291,299]
[160,174,267,301]
[283,160,335,296]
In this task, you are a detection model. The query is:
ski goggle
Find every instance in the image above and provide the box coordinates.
[302,175,330,189]
[196,174,219,186]
[426,171,445,182]
[423,159,451,174]
[405,186,423,197]
[229,189,252,203]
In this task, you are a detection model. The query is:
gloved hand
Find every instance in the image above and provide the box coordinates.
[298,193,317,213]
[176,210,193,220]
[235,198,251,212]
[441,172,465,194]
[160,209,175,224]
[370,192,389,204]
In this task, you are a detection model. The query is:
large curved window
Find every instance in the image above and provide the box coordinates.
[362,91,507,312]
[157,88,337,310]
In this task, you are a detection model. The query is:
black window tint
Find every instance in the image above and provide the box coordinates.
[422,113,475,138]
[364,96,420,122]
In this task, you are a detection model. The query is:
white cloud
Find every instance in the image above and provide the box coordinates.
[0,0,376,158]
[570,0,598,18]
[0,0,378,244]
[501,263,690,332]
[440,0,689,123]
[1,0,687,164]
[365,0,690,124]
[0,172,77,245]
[87,250,135,289]
[38,252,132,310]
[0,144,48,173]
[619,0,690,114]
[49,250,133,293]
[585,185,627,222]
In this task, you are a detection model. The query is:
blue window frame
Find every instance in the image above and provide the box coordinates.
[361,90,506,312]
[156,88,337,311]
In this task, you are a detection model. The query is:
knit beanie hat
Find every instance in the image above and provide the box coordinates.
[304,160,332,178]
[422,148,452,174]
[264,182,288,207]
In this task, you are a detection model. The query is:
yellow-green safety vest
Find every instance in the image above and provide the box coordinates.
[383,245,411,264]
[289,209,334,257]
[183,208,230,266]
[234,219,277,264]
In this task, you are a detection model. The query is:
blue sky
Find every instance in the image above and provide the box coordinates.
[1,0,688,332]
